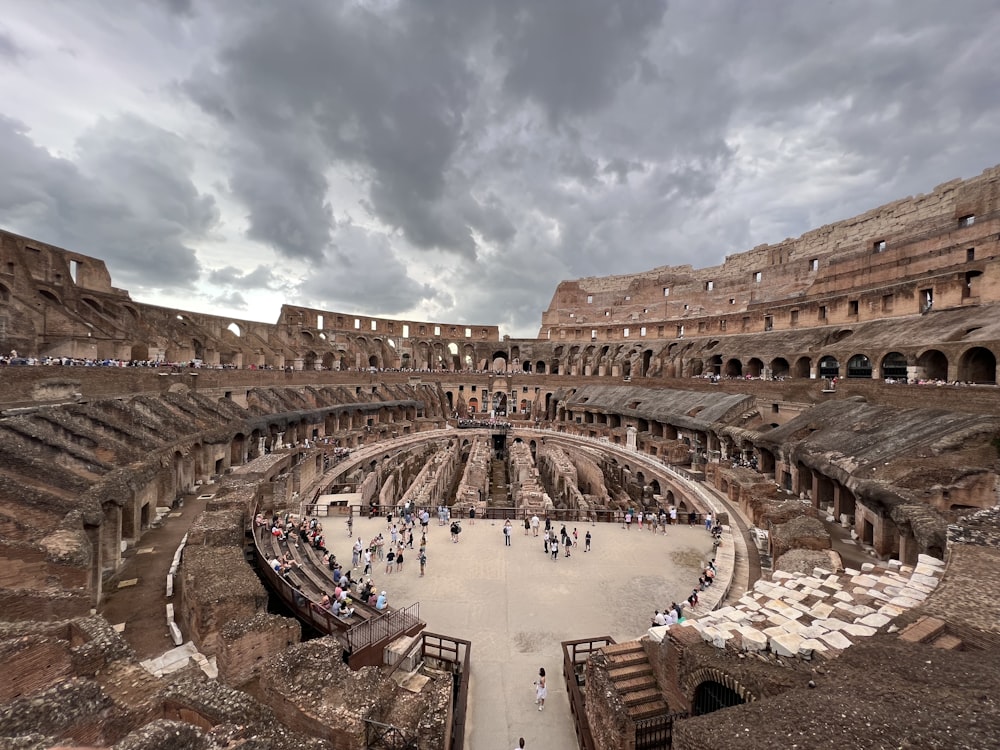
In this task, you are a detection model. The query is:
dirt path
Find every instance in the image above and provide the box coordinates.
[99,487,215,660]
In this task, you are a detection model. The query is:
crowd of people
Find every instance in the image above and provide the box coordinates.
[455,418,513,429]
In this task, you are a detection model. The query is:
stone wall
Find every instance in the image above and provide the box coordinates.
[178,546,269,656]
[217,612,301,687]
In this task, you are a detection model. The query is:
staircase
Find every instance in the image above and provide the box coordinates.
[489,458,507,505]
[603,641,669,720]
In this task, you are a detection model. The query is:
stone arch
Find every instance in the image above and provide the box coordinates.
[746,357,764,377]
[958,346,996,384]
[880,351,908,380]
[491,351,509,372]
[724,358,742,377]
[535,360,546,374]
[0,282,10,302]
[683,667,755,716]
[916,349,948,381]
[846,353,873,378]
[687,358,704,377]
[322,352,336,370]
[709,354,723,375]
[303,351,318,370]
[818,355,839,378]
[769,357,789,378]
[793,356,811,378]
[130,343,149,361]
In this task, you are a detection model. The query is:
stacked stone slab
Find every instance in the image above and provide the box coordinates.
[679,554,945,660]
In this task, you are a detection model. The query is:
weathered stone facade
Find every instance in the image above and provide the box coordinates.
[2,165,1000,747]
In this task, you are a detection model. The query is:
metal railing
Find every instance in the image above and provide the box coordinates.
[561,636,616,750]
[347,602,422,654]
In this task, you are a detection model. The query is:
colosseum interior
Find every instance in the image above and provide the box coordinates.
[1,166,999,749]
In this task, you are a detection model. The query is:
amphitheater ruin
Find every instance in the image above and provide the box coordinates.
[1,165,999,749]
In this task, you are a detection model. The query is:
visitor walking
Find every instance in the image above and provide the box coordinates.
[534,667,547,710]
[585,530,592,551]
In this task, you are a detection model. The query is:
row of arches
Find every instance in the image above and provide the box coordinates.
[685,348,997,383]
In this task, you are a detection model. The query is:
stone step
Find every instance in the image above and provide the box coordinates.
[614,674,657,694]
[623,687,664,708]
[898,616,946,644]
[608,663,653,683]
[931,633,963,650]
[627,698,669,721]
[603,641,645,657]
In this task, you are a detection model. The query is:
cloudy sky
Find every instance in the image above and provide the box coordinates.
[2,1,999,337]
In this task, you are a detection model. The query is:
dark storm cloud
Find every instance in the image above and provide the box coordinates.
[0,115,215,289]
[297,224,438,316]
[494,0,669,120]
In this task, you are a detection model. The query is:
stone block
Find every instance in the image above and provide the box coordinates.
[889,596,922,608]
[712,628,734,649]
[166,574,174,598]
[815,617,851,631]
[887,559,902,569]
[851,574,878,588]
[762,625,787,639]
[917,553,945,568]
[857,613,892,628]
[800,638,827,657]
[769,632,804,658]
[809,602,834,619]
[797,624,829,640]
[812,567,833,578]
[861,563,875,572]
[833,591,854,603]
[842,623,877,638]
[909,572,940,588]
[739,628,768,652]
[765,613,789,628]
[647,625,670,643]
[878,604,905,618]
[169,621,184,646]
[818,630,853,650]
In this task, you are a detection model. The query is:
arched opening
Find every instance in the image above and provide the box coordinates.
[793,356,811,378]
[303,351,317,370]
[724,358,743,377]
[692,680,746,716]
[846,354,872,379]
[818,355,839,378]
[688,358,704,377]
[958,346,996,384]
[491,352,509,372]
[130,344,149,361]
[709,355,723,376]
[522,361,533,373]
[769,357,789,378]
[641,349,653,377]
[322,352,336,370]
[468,397,479,413]
[880,352,908,380]
[227,322,241,337]
[368,354,379,369]
[0,283,10,303]
[917,349,948,381]
[746,358,763,378]
[536,360,546,374]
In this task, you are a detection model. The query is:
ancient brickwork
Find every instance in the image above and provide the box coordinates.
[217,612,301,687]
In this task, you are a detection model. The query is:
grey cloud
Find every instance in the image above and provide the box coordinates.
[209,290,248,309]
[0,29,25,62]
[297,224,439,315]
[495,0,669,120]
[0,115,214,289]
[207,264,281,290]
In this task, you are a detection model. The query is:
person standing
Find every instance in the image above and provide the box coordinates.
[584,530,592,552]
[530,514,540,537]
[419,550,427,577]
[550,535,559,561]
[504,520,512,547]
[534,668,547,710]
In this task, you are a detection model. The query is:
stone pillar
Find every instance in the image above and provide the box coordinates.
[626,425,638,452]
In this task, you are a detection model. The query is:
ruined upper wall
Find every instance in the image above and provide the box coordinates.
[539,165,1000,336]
